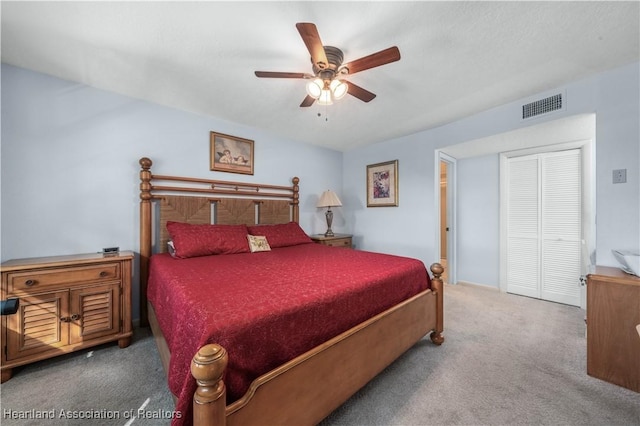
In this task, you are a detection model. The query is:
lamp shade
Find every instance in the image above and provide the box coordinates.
[317,190,342,208]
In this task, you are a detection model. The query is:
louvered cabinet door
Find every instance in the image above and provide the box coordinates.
[5,290,70,360]
[69,283,120,343]
[1,251,133,383]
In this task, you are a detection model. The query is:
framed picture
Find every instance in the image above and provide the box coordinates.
[210,131,254,175]
[366,160,399,207]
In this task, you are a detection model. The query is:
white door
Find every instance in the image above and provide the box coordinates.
[505,149,582,306]
[506,155,540,299]
[540,150,582,305]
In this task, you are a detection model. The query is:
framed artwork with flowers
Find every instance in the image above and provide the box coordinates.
[366,160,398,207]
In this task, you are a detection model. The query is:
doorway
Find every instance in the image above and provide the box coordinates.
[437,152,456,284]
[440,161,448,282]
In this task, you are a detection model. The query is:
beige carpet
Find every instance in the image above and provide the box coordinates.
[1,283,639,425]
[322,283,640,425]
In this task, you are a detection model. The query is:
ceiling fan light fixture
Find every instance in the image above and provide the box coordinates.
[306,78,323,98]
[255,23,401,108]
[317,88,334,105]
[307,78,347,104]
[331,79,348,100]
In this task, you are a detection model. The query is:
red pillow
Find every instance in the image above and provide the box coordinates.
[247,222,312,248]
[166,221,250,258]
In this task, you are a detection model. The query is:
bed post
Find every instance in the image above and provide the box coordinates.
[429,262,445,345]
[191,344,229,426]
[139,157,153,327]
[292,176,299,223]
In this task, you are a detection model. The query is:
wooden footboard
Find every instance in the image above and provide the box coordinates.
[190,263,444,426]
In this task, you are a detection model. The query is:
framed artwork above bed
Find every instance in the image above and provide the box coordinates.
[367,159,399,207]
[210,131,254,175]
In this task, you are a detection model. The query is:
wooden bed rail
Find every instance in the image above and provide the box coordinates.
[190,263,444,426]
[140,158,300,201]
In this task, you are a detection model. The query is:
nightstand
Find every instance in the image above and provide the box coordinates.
[1,251,134,383]
[310,234,353,248]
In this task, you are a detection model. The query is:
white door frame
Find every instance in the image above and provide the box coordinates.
[435,151,457,284]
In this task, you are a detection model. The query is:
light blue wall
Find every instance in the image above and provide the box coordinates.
[1,64,343,319]
[2,62,638,300]
[342,132,440,265]
[344,62,640,288]
[456,154,500,286]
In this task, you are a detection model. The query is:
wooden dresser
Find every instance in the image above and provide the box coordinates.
[586,266,640,393]
[1,251,134,383]
[310,234,353,248]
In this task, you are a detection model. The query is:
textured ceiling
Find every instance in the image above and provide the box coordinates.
[2,1,639,152]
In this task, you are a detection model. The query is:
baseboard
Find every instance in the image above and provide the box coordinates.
[455,280,500,292]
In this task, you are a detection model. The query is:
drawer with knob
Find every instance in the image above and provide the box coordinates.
[310,234,353,249]
[321,237,352,248]
[7,263,120,294]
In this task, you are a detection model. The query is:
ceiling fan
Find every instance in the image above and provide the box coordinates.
[255,22,401,107]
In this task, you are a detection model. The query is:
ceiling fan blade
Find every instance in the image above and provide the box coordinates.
[346,81,376,103]
[296,22,329,70]
[300,95,316,108]
[342,46,401,75]
[255,71,309,79]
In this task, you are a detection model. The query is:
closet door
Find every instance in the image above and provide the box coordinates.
[540,150,582,305]
[506,155,540,299]
[506,149,582,306]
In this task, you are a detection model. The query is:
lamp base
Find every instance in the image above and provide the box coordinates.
[324,208,334,237]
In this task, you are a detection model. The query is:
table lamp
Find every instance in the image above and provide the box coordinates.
[317,190,342,237]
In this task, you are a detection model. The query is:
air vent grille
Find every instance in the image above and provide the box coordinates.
[522,93,562,119]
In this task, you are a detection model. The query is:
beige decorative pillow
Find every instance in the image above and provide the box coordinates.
[247,235,271,253]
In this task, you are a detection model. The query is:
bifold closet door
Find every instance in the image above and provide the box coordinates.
[506,149,582,306]
[506,156,540,299]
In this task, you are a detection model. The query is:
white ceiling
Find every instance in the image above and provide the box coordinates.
[2,1,639,152]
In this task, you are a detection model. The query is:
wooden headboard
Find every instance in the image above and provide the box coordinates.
[138,157,300,325]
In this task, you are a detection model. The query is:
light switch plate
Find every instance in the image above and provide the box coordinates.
[612,169,626,184]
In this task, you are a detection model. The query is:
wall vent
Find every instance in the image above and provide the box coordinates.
[522,93,563,119]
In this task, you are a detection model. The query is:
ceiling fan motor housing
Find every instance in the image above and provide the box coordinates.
[312,46,345,76]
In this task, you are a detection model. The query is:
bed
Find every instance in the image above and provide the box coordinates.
[138,157,444,426]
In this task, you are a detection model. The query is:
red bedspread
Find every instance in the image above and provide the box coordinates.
[147,243,431,425]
